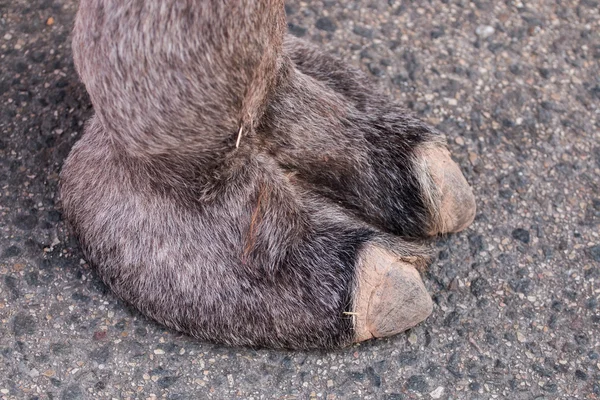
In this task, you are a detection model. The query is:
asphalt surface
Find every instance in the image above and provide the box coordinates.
[1,0,599,399]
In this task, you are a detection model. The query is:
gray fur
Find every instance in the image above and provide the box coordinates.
[61,0,444,349]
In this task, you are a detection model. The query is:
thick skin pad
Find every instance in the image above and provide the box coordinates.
[422,146,476,235]
[353,245,433,342]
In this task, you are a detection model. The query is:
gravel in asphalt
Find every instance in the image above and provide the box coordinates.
[0,0,599,399]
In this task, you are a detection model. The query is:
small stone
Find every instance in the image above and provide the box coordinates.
[512,228,530,244]
[360,49,373,59]
[586,245,600,262]
[3,33,12,41]
[575,369,588,380]
[510,277,532,295]
[89,345,110,363]
[51,343,71,356]
[392,73,409,86]
[3,245,22,258]
[14,214,38,230]
[444,311,459,327]
[61,385,83,400]
[315,17,337,32]
[380,58,392,67]
[509,64,522,75]
[135,327,147,337]
[542,383,558,393]
[368,63,384,77]
[538,67,551,79]
[93,330,107,340]
[430,27,445,39]
[13,312,36,336]
[575,333,590,346]
[430,386,444,399]
[455,137,465,145]
[14,61,27,73]
[0,389,9,394]
[46,17,55,26]
[284,4,296,15]
[470,277,488,297]
[469,152,478,165]
[408,332,417,345]
[469,234,485,254]
[476,25,495,39]
[406,375,429,392]
[154,349,165,355]
[353,25,373,39]
[157,376,178,389]
[287,23,307,38]
[448,278,458,291]
[516,332,526,343]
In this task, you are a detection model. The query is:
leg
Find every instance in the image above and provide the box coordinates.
[72,0,286,160]
[65,0,433,348]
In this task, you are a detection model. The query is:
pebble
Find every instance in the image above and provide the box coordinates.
[89,345,110,363]
[587,245,600,262]
[430,27,445,39]
[14,213,39,230]
[430,386,444,398]
[315,17,337,32]
[408,332,418,345]
[475,25,495,39]
[13,312,37,336]
[288,23,307,37]
[512,228,531,244]
[353,26,373,39]
[406,375,429,392]
[469,152,478,165]
[3,245,22,258]
[157,376,179,389]
[61,384,83,400]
